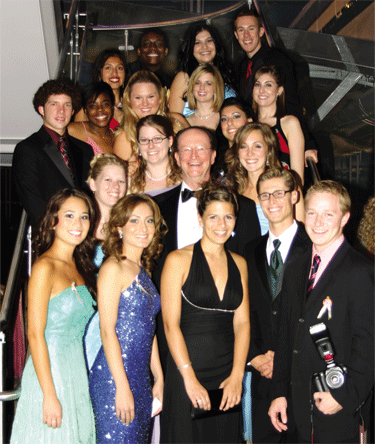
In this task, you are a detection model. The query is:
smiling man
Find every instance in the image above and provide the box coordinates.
[129,29,172,88]
[234,9,300,117]
[269,180,374,443]
[243,168,311,443]
[12,79,93,226]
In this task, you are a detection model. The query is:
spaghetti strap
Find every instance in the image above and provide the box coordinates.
[81,121,89,137]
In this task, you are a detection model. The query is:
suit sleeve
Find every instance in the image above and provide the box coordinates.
[330,261,374,413]
[12,142,48,227]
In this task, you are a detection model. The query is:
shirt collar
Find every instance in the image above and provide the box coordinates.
[43,125,67,146]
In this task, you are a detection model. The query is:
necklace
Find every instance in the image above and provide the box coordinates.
[145,169,170,181]
[194,111,214,120]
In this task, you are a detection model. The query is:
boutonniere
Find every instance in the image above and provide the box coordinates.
[317,296,332,320]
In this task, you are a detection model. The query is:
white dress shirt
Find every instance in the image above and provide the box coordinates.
[266,220,298,265]
[177,182,203,249]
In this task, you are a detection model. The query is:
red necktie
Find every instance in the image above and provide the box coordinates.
[58,136,74,180]
[246,60,253,79]
[306,254,321,298]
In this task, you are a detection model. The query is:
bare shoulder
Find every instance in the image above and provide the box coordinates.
[172,71,189,87]
[281,114,300,129]
[68,122,84,138]
[99,256,122,276]
[165,246,193,269]
[228,251,248,275]
[31,255,55,278]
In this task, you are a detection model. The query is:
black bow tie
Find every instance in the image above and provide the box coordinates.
[181,188,195,203]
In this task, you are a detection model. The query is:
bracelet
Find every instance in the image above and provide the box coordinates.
[177,361,192,370]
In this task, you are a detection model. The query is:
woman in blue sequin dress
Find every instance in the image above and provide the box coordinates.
[10,189,97,444]
[88,194,166,443]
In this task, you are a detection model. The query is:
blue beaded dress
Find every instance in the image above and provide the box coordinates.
[88,267,161,444]
[10,285,96,444]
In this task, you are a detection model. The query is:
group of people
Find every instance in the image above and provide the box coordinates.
[10,6,374,444]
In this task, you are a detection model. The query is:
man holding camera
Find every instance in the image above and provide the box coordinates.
[269,180,374,443]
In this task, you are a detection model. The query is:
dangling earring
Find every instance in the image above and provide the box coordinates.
[169,146,172,153]
[118,230,123,239]
[266,160,270,167]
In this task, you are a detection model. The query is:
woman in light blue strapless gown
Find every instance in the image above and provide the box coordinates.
[87,194,166,444]
[10,189,98,444]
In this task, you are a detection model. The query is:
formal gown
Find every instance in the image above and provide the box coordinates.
[10,285,96,444]
[89,267,161,444]
[161,241,243,443]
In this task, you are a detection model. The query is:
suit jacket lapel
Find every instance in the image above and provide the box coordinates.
[274,224,311,298]
[304,240,349,312]
[255,235,271,301]
[38,128,75,187]
[163,185,180,253]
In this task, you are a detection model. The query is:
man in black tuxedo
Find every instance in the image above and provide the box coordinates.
[12,79,94,226]
[269,180,374,443]
[153,126,260,369]
[234,9,300,117]
[244,168,311,443]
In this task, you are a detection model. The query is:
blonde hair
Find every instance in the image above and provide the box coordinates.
[187,65,224,113]
[116,71,168,159]
[357,196,375,256]
[305,180,351,215]
[225,122,278,194]
[87,153,128,183]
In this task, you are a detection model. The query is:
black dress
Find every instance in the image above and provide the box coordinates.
[161,241,243,443]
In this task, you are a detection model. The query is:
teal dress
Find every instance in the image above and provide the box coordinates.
[11,284,96,444]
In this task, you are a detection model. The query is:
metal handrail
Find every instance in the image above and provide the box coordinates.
[0,209,28,333]
[306,157,321,183]
[91,1,247,31]
[56,0,80,79]
[0,384,21,402]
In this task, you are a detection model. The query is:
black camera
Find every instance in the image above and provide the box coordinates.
[309,323,347,392]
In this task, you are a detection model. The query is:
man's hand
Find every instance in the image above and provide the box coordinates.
[268,397,288,432]
[305,149,318,166]
[251,350,274,379]
[313,391,343,415]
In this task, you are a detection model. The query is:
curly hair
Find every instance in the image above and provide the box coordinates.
[130,115,182,193]
[252,65,286,119]
[187,64,224,113]
[32,189,98,299]
[102,194,167,274]
[225,122,278,194]
[33,79,82,115]
[178,22,236,91]
[116,71,168,159]
[357,196,375,256]
[196,179,239,218]
[90,48,128,96]
[82,81,115,110]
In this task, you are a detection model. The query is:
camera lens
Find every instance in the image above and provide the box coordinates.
[326,368,345,389]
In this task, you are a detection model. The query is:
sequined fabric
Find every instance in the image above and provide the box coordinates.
[89,268,160,443]
[10,285,96,444]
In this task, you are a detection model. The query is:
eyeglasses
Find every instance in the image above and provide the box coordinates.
[138,136,167,145]
[258,190,292,201]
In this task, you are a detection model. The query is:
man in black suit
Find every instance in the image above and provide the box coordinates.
[153,126,260,369]
[12,79,94,226]
[269,180,374,443]
[234,9,300,117]
[244,168,310,443]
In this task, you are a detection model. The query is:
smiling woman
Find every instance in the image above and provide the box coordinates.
[68,82,115,154]
[160,180,250,443]
[10,189,97,444]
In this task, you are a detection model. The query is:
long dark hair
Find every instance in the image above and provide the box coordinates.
[90,49,128,96]
[33,189,98,299]
[82,81,115,110]
[178,23,236,92]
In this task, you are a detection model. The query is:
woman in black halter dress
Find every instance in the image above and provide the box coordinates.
[160,182,250,443]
